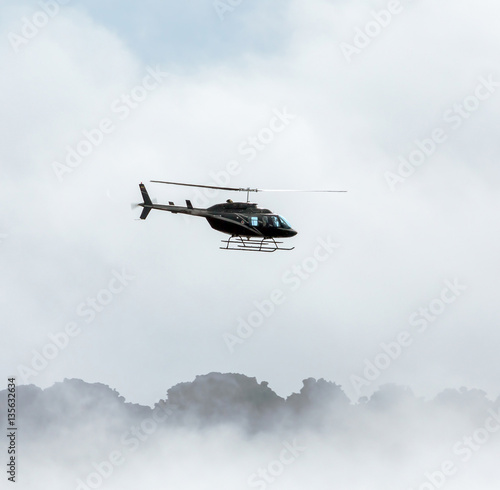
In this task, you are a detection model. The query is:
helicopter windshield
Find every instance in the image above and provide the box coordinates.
[278,216,292,229]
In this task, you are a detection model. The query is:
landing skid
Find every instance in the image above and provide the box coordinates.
[220,236,294,252]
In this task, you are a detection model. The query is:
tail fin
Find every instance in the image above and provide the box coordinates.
[140,183,152,205]
[139,183,153,220]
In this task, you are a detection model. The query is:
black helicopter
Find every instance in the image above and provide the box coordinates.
[134,180,346,252]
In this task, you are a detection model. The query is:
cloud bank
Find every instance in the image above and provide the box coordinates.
[1,373,499,489]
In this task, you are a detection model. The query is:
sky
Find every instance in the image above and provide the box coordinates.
[1,0,500,410]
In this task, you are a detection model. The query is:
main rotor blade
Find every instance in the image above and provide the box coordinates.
[150,180,256,192]
[255,189,347,193]
[151,180,346,193]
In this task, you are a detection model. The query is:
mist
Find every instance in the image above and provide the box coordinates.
[2,374,499,489]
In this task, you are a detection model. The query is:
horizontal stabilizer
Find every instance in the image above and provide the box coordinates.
[140,207,152,220]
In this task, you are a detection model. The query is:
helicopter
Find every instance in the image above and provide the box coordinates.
[133,180,346,252]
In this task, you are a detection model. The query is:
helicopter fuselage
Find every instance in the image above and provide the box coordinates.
[140,198,297,239]
[205,201,297,238]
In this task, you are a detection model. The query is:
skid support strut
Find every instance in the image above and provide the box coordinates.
[220,236,294,252]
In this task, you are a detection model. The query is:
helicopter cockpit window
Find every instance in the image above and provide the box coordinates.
[259,216,278,227]
[278,216,292,229]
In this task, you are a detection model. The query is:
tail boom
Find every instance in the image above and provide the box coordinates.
[136,183,207,219]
